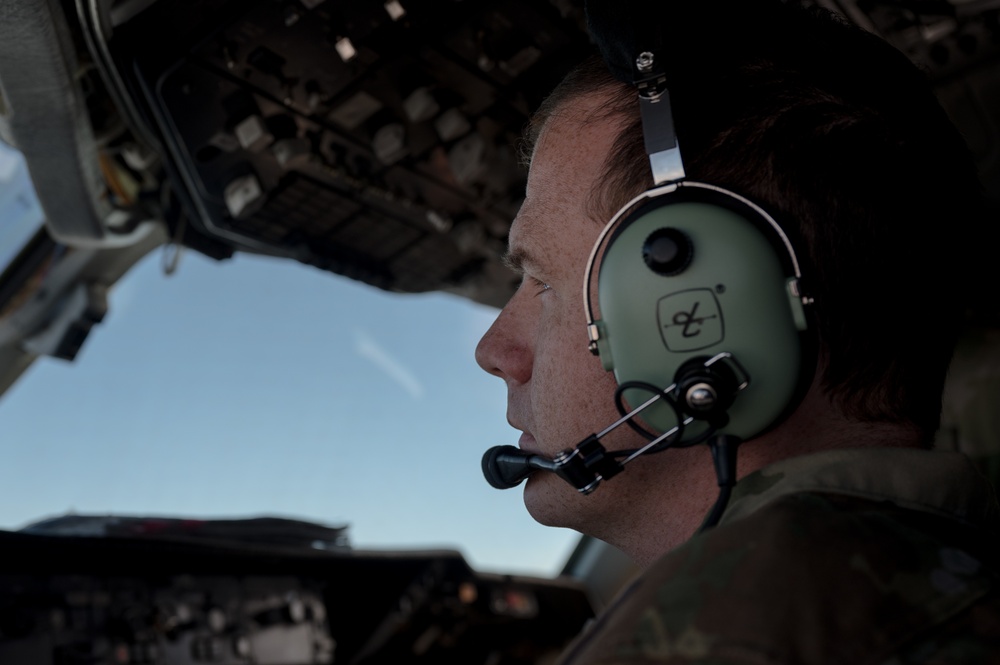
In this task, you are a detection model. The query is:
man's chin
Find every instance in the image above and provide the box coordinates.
[522,472,593,530]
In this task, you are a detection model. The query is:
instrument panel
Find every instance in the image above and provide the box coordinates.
[0,529,594,665]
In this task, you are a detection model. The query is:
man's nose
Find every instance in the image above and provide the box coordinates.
[475,297,533,385]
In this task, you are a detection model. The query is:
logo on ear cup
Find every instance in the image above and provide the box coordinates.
[658,289,725,352]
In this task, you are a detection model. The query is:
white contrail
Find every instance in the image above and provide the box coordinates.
[354,329,425,399]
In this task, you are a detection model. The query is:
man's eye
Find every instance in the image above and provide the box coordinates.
[530,277,551,295]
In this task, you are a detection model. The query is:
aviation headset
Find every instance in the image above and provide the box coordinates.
[582,0,815,445]
[483,1,816,524]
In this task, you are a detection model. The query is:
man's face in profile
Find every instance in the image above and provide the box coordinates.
[475,91,712,541]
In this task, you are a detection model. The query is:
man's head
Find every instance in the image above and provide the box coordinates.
[476,3,983,556]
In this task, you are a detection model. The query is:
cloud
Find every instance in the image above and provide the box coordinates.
[354,329,425,399]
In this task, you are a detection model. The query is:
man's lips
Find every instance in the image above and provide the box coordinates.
[517,431,539,453]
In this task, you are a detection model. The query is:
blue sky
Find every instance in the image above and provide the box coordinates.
[0,143,580,576]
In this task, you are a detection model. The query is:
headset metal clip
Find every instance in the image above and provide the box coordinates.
[639,87,685,185]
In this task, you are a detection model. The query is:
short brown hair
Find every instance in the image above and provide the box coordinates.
[524,5,984,437]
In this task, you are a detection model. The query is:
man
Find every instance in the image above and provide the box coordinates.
[476,1,1000,662]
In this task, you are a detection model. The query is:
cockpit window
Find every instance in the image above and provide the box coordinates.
[0,202,576,575]
[0,142,45,271]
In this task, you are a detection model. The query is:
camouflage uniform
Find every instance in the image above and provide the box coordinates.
[558,448,1000,664]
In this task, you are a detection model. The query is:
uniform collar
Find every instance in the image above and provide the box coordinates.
[721,447,1000,532]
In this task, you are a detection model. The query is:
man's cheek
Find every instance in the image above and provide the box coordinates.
[542,300,584,350]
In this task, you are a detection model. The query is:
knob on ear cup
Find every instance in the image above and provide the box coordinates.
[642,228,693,276]
[591,182,811,440]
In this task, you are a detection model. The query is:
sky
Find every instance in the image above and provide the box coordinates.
[0,143,580,577]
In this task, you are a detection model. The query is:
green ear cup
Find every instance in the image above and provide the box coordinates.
[594,184,808,439]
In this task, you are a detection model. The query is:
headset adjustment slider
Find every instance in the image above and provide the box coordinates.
[587,323,602,356]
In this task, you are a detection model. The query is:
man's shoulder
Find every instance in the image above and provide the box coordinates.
[560,491,1000,664]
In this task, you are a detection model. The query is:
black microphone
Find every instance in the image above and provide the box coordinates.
[481,445,557,489]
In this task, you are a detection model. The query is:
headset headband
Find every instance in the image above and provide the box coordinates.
[586,0,683,186]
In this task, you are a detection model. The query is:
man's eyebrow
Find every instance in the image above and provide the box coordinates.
[502,246,532,274]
